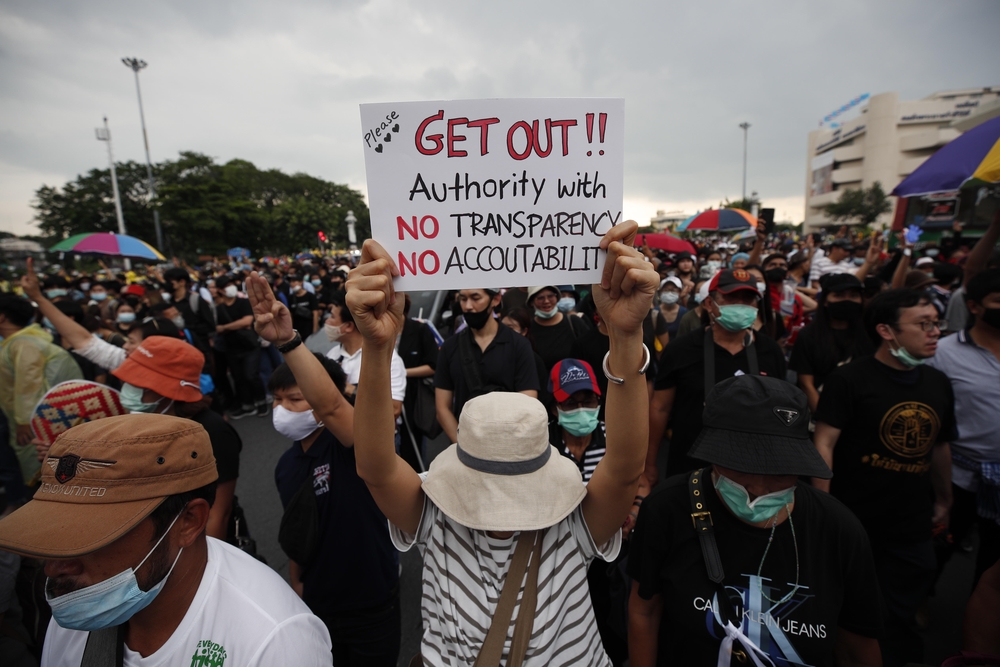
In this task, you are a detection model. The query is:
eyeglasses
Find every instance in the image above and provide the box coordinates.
[902,320,948,333]
[558,396,600,410]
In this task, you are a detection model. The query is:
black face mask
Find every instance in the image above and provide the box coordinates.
[464,305,493,330]
[979,306,1000,329]
[826,300,862,321]
[764,268,787,283]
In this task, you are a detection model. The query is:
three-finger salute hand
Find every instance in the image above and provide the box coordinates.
[246,272,294,344]
[21,257,43,301]
[592,220,657,335]
[346,240,405,347]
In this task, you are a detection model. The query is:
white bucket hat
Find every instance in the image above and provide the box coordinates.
[422,393,586,531]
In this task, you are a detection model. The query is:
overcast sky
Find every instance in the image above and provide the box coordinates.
[1,0,998,238]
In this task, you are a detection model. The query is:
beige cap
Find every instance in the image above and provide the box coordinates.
[0,414,218,558]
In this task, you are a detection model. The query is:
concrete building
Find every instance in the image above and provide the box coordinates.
[649,210,690,232]
[804,87,1000,230]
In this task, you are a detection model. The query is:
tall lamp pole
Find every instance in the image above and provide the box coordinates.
[345,210,358,250]
[95,117,130,270]
[122,57,164,252]
[739,122,751,201]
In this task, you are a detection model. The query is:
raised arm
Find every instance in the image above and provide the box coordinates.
[583,220,658,546]
[855,234,883,281]
[247,272,354,446]
[346,242,425,534]
[747,225,766,267]
[20,258,94,351]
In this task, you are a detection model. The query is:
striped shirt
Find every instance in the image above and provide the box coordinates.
[550,420,607,483]
[390,490,620,666]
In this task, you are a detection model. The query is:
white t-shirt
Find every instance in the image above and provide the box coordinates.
[325,343,406,402]
[809,254,855,284]
[41,539,332,667]
[390,492,620,666]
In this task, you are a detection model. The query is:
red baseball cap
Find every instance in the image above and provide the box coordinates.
[548,358,601,403]
[112,337,204,402]
[122,284,146,297]
[708,269,760,297]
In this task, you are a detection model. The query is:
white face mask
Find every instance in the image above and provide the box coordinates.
[223,285,238,298]
[325,319,344,342]
[272,405,322,441]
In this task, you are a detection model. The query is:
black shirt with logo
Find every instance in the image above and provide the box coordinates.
[288,291,319,336]
[274,429,398,615]
[628,474,882,667]
[653,329,788,476]
[789,324,873,391]
[530,314,592,375]
[815,355,957,544]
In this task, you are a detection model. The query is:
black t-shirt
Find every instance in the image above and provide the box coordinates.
[815,355,957,544]
[628,474,883,667]
[288,291,319,335]
[274,429,398,614]
[530,314,591,374]
[399,317,440,411]
[653,329,788,476]
[789,324,873,390]
[435,322,540,419]
[189,407,242,483]
[216,298,257,352]
[653,306,688,342]
[570,328,610,399]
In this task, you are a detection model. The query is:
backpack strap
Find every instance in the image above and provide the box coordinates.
[80,625,124,667]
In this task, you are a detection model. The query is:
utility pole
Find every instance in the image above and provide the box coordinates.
[122,57,164,251]
[739,122,751,201]
[95,117,131,270]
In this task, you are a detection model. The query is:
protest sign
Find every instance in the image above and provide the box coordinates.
[360,98,624,290]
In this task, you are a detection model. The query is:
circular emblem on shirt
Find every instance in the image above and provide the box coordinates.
[878,401,940,459]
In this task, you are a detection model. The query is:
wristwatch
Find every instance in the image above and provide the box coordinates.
[276,330,303,354]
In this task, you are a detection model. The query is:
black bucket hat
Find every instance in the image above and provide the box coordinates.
[688,375,832,479]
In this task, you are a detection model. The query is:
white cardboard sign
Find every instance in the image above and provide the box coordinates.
[360,98,624,290]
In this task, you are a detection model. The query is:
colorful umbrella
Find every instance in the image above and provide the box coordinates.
[635,233,696,255]
[49,232,165,260]
[677,208,757,232]
[892,115,1000,197]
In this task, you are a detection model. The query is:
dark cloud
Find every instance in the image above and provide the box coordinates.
[1,0,998,234]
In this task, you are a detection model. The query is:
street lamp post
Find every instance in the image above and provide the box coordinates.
[345,210,358,250]
[95,117,130,270]
[739,122,751,201]
[122,57,164,252]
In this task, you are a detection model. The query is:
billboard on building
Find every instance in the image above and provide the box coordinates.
[810,151,835,197]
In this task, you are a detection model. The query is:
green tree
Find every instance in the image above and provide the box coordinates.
[31,153,370,259]
[822,182,892,226]
[720,197,761,212]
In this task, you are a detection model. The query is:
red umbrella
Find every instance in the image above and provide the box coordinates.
[635,233,697,254]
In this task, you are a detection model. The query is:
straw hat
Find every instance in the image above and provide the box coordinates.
[421,393,586,531]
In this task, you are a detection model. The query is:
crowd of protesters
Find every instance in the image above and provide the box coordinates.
[0,204,998,666]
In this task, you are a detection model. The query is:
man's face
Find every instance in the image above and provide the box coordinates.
[827,289,862,305]
[170,278,186,293]
[327,303,353,333]
[458,290,497,314]
[272,385,312,413]
[967,291,1000,324]
[44,516,174,599]
[763,257,788,272]
[163,306,181,321]
[829,246,850,262]
[885,303,941,359]
[530,289,559,312]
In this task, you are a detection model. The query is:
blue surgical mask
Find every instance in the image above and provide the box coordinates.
[46,510,185,631]
[46,289,68,298]
[714,473,795,524]
[660,292,680,306]
[853,257,865,266]
[714,304,758,332]
[80,282,91,292]
[889,333,925,368]
[557,406,600,437]
[311,279,322,286]
[535,306,558,320]
[91,292,108,302]
[557,297,576,313]
[117,312,136,324]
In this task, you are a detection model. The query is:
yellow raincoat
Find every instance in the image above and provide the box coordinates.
[0,324,83,482]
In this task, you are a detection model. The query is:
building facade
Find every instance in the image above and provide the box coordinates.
[804,87,1000,231]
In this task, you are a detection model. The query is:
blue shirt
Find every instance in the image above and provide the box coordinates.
[927,329,1000,491]
[274,429,399,615]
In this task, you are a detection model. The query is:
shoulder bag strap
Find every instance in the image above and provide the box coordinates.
[745,332,759,376]
[458,329,486,396]
[507,531,543,667]
[80,625,124,667]
[688,469,737,627]
[474,530,538,667]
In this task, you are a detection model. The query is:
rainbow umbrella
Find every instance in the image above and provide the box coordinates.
[892,115,1000,197]
[677,208,757,232]
[635,233,696,254]
[48,232,165,260]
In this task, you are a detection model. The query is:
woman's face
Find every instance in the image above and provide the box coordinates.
[116,303,135,316]
[501,316,525,335]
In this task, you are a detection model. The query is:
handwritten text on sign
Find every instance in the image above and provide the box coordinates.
[360,98,624,290]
